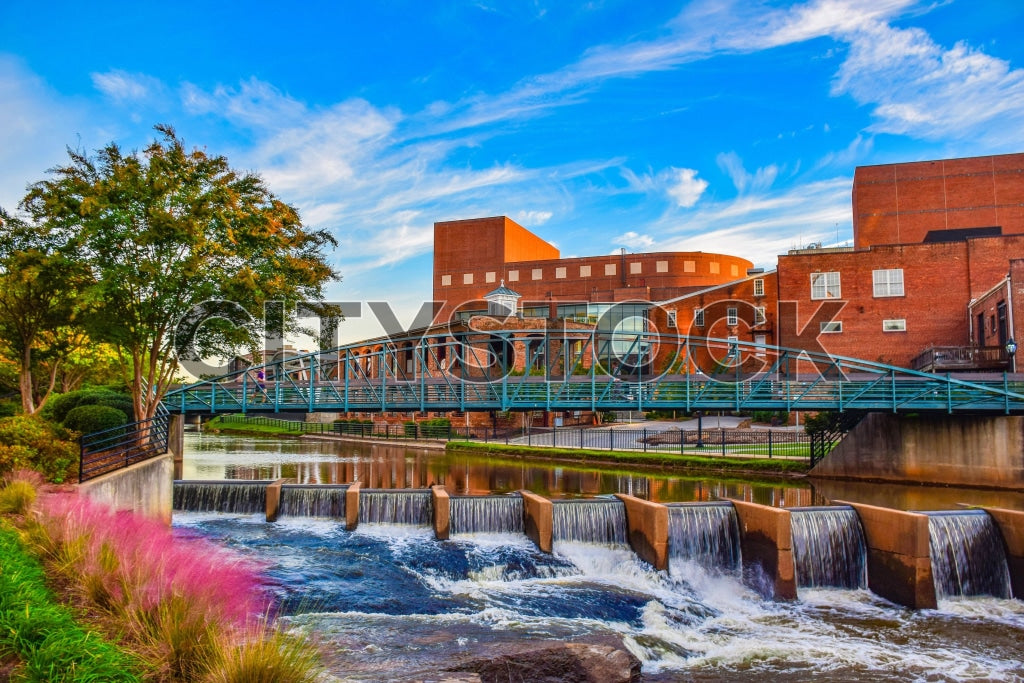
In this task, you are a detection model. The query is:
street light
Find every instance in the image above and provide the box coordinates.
[1006,338,1017,373]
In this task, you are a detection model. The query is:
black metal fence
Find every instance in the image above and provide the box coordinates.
[216,414,812,461]
[79,407,170,483]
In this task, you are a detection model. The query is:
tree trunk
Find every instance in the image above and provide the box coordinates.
[19,346,36,414]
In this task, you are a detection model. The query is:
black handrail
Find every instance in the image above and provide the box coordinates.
[79,406,170,483]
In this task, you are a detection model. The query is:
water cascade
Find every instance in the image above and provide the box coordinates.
[790,506,867,589]
[927,510,1012,599]
[666,502,741,573]
[551,499,628,547]
[358,489,433,526]
[449,495,524,535]
[278,485,348,519]
[173,480,268,513]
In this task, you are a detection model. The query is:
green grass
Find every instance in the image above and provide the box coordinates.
[445,441,810,475]
[205,416,304,437]
[0,524,142,682]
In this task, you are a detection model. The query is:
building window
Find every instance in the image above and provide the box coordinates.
[630,262,642,274]
[532,268,543,280]
[508,270,519,282]
[667,310,677,328]
[710,262,720,274]
[605,263,616,276]
[727,335,738,356]
[754,334,767,358]
[694,308,705,327]
[555,267,566,279]
[873,268,904,297]
[727,307,738,325]
[753,278,764,297]
[731,264,739,277]
[440,275,451,286]
[754,306,766,325]
[883,319,906,332]
[820,321,843,333]
[485,271,496,283]
[684,260,695,273]
[580,265,591,277]
[656,260,668,273]
[463,273,474,285]
[811,271,841,299]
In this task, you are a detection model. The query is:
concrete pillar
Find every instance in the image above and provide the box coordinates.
[432,485,450,540]
[614,494,669,570]
[265,478,291,522]
[837,500,936,609]
[979,506,1024,599]
[168,413,185,479]
[346,482,360,531]
[729,499,797,600]
[519,490,553,553]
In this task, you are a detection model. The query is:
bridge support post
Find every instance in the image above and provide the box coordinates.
[614,494,668,570]
[346,482,361,531]
[265,478,291,522]
[432,485,450,540]
[836,500,936,609]
[519,490,552,553]
[168,413,185,480]
[729,499,797,600]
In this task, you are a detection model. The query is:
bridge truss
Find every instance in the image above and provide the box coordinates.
[165,329,1024,415]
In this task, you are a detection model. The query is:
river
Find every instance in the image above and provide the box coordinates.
[174,432,1024,681]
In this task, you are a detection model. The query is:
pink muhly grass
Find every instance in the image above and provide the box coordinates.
[36,492,272,629]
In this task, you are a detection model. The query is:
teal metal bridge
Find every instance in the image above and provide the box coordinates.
[165,330,1024,415]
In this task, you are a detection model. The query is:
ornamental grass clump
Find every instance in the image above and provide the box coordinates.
[30,493,321,681]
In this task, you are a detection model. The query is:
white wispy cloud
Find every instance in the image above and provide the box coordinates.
[92,69,166,104]
[716,152,779,194]
[514,210,554,226]
[621,166,709,207]
[613,231,656,250]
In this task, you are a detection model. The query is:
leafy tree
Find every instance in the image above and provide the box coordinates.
[0,209,90,415]
[22,125,339,420]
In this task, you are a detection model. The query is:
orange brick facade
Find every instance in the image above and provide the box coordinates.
[433,216,753,322]
[853,153,1024,248]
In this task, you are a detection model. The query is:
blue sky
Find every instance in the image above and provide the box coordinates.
[2,0,1024,343]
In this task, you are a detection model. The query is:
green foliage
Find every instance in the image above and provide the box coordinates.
[21,125,340,419]
[203,623,322,683]
[803,411,845,435]
[62,405,128,436]
[0,480,36,515]
[0,416,78,483]
[0,526,142,681]
[601,411,617,423]
[44,387,133,424]
[751,410,790,425]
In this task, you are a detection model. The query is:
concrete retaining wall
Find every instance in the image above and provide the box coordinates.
[432,485,450,540]
[814,413,1024,489]
[729,500,797,600]
[980,506,1024,599]
[79,454,175,525]
[520,490,553,553]
[346,482,361,530]
[614,494,669,570]
[837,500,936,609]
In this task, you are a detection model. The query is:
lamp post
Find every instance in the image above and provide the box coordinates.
[1006,338,1017,373]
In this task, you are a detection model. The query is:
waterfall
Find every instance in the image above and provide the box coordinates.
[450,495,524,535]
[173,480,268,514]
[790,506,867,589]
[927,510,1012,599]
[552,499,628,547]
[358,490,433,526]
[667,502,741,573]
[279,485,348,519]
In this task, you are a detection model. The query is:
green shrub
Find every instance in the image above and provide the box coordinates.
[0,479,36,515]
[44,388,134,424]
[0,416,78,483]
[63,405,128,436]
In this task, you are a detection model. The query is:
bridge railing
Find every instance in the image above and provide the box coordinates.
[79,406,170,483]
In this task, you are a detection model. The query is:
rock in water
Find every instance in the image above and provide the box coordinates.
[451,642,642,683]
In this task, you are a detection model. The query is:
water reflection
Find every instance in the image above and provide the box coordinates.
[181,432,817,505]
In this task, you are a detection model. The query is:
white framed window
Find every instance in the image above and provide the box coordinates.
[684,260,695,273]
[694,308,705,327]
[820,320,843,333]
[605,263,616,276]
[508,270,519,282]
[630,262,642,274]
[532,268,543,280]
[485,271,496,283]
[555,267,566,279]
[811,271,841,299]
[440,275,451,286]
[580,265,591,277]
[873,269,904,297]
[754,306,766,325]
[727,335,738,357]
[666,310,677,328]
[883,319,907,332]
[727,307,738,325]
[463,273,474,285]
[656,260,668,273]
[754,334,767,358]
[753,278,764,297]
